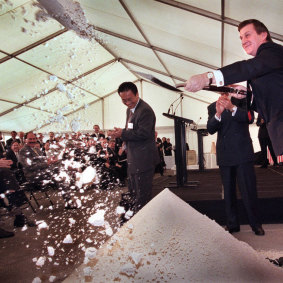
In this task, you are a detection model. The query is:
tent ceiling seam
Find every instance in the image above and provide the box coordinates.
[121,57,185,82]
[0,59,117,118]
[33,79,140,132]
[119,0,176,86]
[0,98,50,114]
[93,26,217,69]
[0,28,68,64]
[154,0,283,42]
[95,32,141,80]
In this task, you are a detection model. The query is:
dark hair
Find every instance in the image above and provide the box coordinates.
[118,82,138,96]
[238,19,272,42]
[24,131,33,140]
[11,140,20,146]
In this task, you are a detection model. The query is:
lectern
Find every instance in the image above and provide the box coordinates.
[191,127,208,172]
[163,113,199,188]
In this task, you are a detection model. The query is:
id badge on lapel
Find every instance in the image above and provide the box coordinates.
[128,122,133,129]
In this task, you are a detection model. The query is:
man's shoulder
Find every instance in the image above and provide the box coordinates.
[19,145,30,154]
[258,41,283,54]
[208,101,216,110]
[137,99,154,113]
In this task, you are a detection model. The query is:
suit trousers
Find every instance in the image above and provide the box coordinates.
[259,137,278,165]
[128,168,154,213]
[219,161,261,229]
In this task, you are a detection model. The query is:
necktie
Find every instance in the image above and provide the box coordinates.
[126,111,133,130]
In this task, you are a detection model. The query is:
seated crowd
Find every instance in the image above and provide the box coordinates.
[0,126,128,238]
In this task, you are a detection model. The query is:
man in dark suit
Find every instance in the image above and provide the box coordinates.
[0,132,6,158]
[19,132,76,208]
[112,82,159,213]
[91,125,105,139]
[6,131,21,149]
[256,114,278,168]
[207,93,264,236]
[185,19,283,156]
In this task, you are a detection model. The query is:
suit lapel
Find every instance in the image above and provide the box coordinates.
[221,110,233,136]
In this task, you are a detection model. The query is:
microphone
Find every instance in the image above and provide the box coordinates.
[168,94,182,114]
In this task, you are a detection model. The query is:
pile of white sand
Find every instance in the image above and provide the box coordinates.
[36,0,96,39]
[64,189,283,282]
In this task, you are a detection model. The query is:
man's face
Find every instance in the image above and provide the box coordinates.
[119,90,139,109]
[11,131,17,139]
[26,133,38,147]
[88,139,96,146]
[11,142,20,152]
[49,132,55,139]
[100,139,108,148]
[94,125,100,133]
[239,23,267,56]
[19,132,24,139]
[109,141,115,149]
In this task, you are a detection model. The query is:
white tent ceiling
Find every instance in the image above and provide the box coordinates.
[0,0,283,133]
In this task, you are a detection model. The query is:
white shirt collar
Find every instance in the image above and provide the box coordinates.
[130,98,140,113]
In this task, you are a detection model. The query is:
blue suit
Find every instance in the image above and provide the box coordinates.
[207,98,262,230]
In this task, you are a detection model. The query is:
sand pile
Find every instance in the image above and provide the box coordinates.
[64,189,283,282]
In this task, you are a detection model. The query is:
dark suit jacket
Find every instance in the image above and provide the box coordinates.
[256,114,269,140]
[0,141,6,158]
[121,99,159,174]
[6,149,19,170]
[18,145,49,181]
[220,41,283,156]
[207,99,254,166]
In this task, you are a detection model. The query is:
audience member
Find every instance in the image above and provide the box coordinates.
[155,134,165,176]
[0,158,36,237]
[92,125,105,139]
[164,138,173,156]
[18,131,25,148]
[0,132,6,158]
[6,131,20,148]
[18,132,78,208]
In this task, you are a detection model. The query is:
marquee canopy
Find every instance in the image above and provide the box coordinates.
[0,0,282,133]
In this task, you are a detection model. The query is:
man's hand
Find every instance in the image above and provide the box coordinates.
[218,95,234,111]
[112,127,123,138]
[0,158,12,168]
[185,73,210,92]
[216,99,225,118]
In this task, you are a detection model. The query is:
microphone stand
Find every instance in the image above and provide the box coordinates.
[168,94,183,114]
[173,94,183,115]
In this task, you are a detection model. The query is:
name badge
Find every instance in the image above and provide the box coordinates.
[128,122,133,129]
